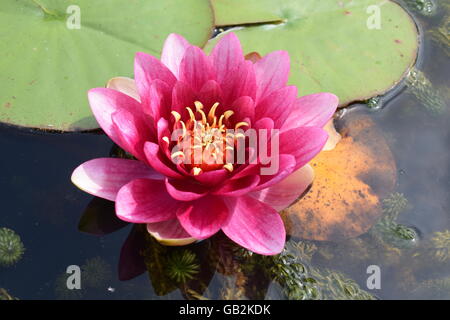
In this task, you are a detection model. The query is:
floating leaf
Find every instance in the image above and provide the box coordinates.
[0,0,214,131]
[282,112,397,241]
[207,0,419,107]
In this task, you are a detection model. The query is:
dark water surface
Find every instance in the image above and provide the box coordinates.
[0,1,449,300]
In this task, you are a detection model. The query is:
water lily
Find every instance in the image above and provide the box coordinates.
[72,32,338,255]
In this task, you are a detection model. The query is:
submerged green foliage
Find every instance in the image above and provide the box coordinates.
[142,234,177,295]
[401,0,436,16]
[430,13,450,56]
[142,232,205,296]
[406,69,447,115]
[54,273,83,300]
[267,247,375,300]
[289,241,317,264]
[373,193,417,248]
[269,251,319,300]
[0,228,25,267]
[382,192,410,218]
[81,257,113,288]
[414,276,450,299]
[166,250,200,284]
[309,267,375,300]
[365,96,383,110]
[429,230,450,262]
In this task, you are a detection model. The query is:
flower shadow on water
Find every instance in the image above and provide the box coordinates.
[78,196,280,299]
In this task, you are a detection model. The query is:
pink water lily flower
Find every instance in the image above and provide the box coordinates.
[71,32,338,255]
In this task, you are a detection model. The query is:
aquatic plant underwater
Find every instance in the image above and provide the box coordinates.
[0,228,25,267]
[0,0,449,300]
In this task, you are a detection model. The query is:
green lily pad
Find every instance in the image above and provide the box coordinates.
[207,0,419,107]
[0,0,213,131]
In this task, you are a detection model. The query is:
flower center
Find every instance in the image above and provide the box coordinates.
[167,101,248,175]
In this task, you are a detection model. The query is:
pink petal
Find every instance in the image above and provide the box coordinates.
[71,158,162,201]
[231,96,255,123]
[250,164,314,211]
[180,46,215,92]
[156,117,171,157]
[279,127,328,170]
[111,109,152,162]
[193,169,230,186]
[255,51,290,102]
[222,196,286,255]
[213,175,260,197]
[115,178,180,223]
[253,117,274,131]
[255,86,298,129]
[198,80,222,109]
[255,154,297,190]
[146,219,197,246]
[134,52,176,107]
[177,196,229,239]
[221,60,257,106]
[145,79,172,119]
[88,88,145,147]
[161,33,190,79]
[106,77,140,102]
[210,32,244,84]
[282,93,339,132]
[165,178,209,201]
[144,142,184,179]
[171,81,196,117]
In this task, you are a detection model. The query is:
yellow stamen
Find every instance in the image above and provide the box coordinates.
[194,135,203,144]
[198,109,207,124]
[223,163,234,172]
[186,107,196,121]
[217,115,225,128]
[235,121,249,130]
[171,111,181,122]
[170,102,247,173]
[208,103,219,122]
[224,110,234,120]
[180,121,187,137]
[171,151,185,160]
[194,101,204,111]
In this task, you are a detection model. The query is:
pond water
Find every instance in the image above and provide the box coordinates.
[0,1,449,300]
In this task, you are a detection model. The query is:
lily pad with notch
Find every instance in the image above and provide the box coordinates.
[207,0,419,107]
[0,0,214,131]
